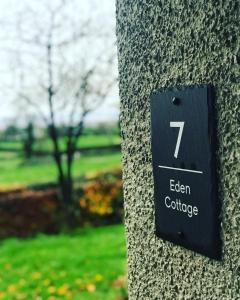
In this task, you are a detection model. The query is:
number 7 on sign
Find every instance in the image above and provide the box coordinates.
[170,122,185,159]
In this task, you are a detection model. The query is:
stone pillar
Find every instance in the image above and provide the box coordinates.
[116,1,239,299]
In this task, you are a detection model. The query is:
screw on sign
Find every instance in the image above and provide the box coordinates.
[150,85,221,260]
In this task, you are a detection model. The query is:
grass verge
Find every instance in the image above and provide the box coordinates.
[0,224,127,300]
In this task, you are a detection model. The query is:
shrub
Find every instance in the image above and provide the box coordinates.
[79,178,123,225]
[0,189,60,238]
[0,169,123,237]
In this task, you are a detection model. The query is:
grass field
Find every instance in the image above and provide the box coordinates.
[0,224,127,300]
[0,134,120,152]
[0,134,121,187]
[0,151,121,186]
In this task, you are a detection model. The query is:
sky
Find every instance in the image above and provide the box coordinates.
[0,0,119,129]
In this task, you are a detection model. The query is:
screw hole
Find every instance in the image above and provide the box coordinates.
[178,231,184,239]
[172,97,180,105]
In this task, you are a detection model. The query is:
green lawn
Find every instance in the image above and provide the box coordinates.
[0,134,120,152]
[0,224,127,300]
[0,152,121,187]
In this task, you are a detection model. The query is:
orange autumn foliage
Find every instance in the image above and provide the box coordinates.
[79,180,122,216]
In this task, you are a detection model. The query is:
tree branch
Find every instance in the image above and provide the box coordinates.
[19,93,48,125]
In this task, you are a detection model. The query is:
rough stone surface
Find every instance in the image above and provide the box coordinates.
[116,1,240,299]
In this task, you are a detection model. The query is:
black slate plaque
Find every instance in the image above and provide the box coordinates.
[150,85,221,259]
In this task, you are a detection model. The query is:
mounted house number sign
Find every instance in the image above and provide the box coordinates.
[150,85,221,259]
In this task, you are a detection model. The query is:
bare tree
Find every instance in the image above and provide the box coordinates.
[1,0,117,215]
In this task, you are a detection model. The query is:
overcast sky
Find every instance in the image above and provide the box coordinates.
[0,0,119,128]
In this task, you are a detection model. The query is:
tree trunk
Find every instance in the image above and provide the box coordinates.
[48,124,71,204]
[59,177,73,205]
[58,174,78,227]
[23,122,35,159]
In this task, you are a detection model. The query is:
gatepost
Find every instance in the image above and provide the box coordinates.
[116,1,240,299]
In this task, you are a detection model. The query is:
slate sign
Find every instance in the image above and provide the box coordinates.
[150,85,221,259]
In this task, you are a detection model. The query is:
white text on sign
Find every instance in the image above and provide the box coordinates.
[164,179,198,218]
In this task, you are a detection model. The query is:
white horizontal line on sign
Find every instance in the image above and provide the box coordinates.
[158,165,203,174]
